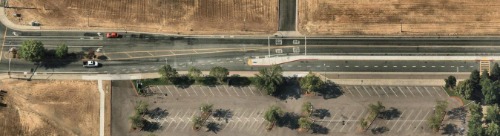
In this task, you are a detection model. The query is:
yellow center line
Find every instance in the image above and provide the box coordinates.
[0,27,7,63]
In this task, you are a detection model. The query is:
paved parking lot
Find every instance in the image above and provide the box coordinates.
[368,108,434,135]
[341,85,449,99]
[144,85,264,97]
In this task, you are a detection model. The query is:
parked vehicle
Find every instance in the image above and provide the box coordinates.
[83,61,99,68]
[106,32,118,38]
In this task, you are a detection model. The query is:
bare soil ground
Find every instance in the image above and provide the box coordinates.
[0,79,99,136]
[5,0,278,35]
[299,0,500,36]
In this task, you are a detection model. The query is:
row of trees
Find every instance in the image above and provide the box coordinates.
[263,102,316,132]
[467,103,500,136]
[129,101,149,130]
[158,65,326,96]
[453,64,500,105]
[428,101,448,132]
[16,40,68,62]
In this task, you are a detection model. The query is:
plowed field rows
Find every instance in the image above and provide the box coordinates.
[299,0,500,35]
[6,0,278,34]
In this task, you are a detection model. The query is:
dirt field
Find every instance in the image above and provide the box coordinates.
[0,79,99,136]
[5,0,278,35]
[299,0,500,36]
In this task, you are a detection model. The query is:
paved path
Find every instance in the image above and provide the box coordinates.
[98,80,104,136]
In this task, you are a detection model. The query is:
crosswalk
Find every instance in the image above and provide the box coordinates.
[480,59,491,73]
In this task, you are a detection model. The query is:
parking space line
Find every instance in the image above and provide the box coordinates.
[370,86,382,97]
[163,86,173,96]
[213,86,223,96]
[406,86,415,96]
[326,111,339,127]
[362,86,373,97]
[248,87,255,95]
[342,86,354,96]
[398,110,414,132]
[239,87,248,96]
[353,86,364,97]
[397,87,407,97]
[182,112,197,130]
[221,86,232,96]
[388,87,398,97]
[203,86,215,96]
[407,110,422,130]
[415,87,425,97]
[414,110,431,132]
[155,86,165,96]
[174,87,183,96]
[174,111,189,131]
[231,117,242,130]
[166,111,181,129]
[379,86,389,97]
[248,117,258,131]
[390,111,406,130]
[429,87,442,97]
[199,87,207,96]
[440,86,450,97]
[332,111,351,130]
[339,111,356,132]
[231,86,240,96]
[190,87,199,96]
[240,111,255,130]
[423,87,433,97]
[348,110,365,131]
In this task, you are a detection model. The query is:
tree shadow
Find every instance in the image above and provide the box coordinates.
[213,109,233,123]
[142,121,161,132]
[200,76,218,87]
[447,107,466,120]
[275,77,301,100]
[228,74,251,87]
[172,75,194,88]
[442,123,458,135]
[316,81,343,99]
[371,126,389,134]
[277,112,300,129]
[206,122,221,134]
[148,107,168,119]
[312,109,331,119]
[379,107,401,120]
[40,50,81,69]
[311,123,329,134]
[97,55,108,60]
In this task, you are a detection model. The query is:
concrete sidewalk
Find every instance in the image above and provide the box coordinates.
[248,55,499,66]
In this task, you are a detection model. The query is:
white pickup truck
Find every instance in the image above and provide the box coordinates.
[83,61,99,68]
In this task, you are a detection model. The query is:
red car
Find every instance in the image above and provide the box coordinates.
[106,32,118,38]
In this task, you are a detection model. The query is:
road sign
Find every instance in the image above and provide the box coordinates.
[275,39,282,45]
[293,40,300,44]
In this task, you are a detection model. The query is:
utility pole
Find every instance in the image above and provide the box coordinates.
[400,20,403,33]
[87,10,90,27]
[324,63,326,81]
[305,36,307,56]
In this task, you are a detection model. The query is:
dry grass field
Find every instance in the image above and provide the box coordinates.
[6,0,278,35]
[0,80,99,136]
[299,0,500,36]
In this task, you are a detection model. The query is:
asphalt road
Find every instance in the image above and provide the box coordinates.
[2,25,500,74]
[278,0,296,31]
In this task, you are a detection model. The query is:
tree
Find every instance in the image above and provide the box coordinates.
[300,72,324,94]
[264,105,283,125]
[302,101,313,116]
[209,66,229,83]
[191,116,203,130]
[471,70,481,85]
[359,118,368,129]
[129,113,144,129]
[455,80,474,100]
[482,69,490,83]
[491,63,500,81]
[368,101,385,115]
[298,117,313,131]
[158,65,178,83]
[468,113,485,136]
[188,67,202,81]
[444,75,457,89]
[482,79,497,105]
[200,103,214,117]
[486,123,500,136]
[18,40,45,62]
[55,44,68,58]
[428,101,448,132]
[254,65,284,95]
[135,101,149,115]
[486,104,500,124]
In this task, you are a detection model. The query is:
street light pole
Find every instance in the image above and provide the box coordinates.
[324,63,326,81]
